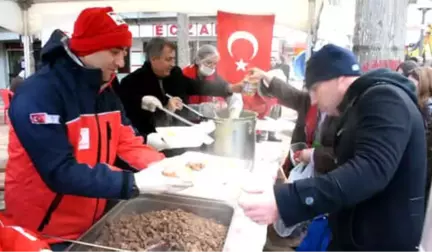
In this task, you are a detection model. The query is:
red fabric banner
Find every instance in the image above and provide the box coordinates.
[216,11,276,118]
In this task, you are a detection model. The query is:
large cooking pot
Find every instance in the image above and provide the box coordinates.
[202,108,257,169]
[176,103,257,169]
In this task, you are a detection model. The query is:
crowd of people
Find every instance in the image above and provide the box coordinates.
[0,5,431,252]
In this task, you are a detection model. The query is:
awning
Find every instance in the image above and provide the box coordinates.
[28,0,324,35]
[0,1,23,34]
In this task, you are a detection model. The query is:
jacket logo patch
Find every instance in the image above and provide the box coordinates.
[79,128,90,150]
[107,12,126,26]
[29,113,60,124]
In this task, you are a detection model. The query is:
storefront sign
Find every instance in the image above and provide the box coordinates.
[153,23,216,37]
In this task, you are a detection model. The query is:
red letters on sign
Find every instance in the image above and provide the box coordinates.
[164,24,215,36]
[189,24,193,35]
[200,25,209,35]
[169,25,178,36]
[154,24,163,36]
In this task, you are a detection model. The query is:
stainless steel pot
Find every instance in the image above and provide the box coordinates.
[205,108,257,170]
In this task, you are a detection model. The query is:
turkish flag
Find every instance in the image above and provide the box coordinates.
[217,11,275,83]
[216,11,276,118]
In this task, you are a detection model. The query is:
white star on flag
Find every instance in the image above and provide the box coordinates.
[235,59,248,71]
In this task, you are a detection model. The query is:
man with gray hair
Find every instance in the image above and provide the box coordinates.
[113,38,242,140]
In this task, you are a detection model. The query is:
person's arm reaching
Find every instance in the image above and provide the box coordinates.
[9,91,137,200]
[274,85,412,226]
[260,76,310,112]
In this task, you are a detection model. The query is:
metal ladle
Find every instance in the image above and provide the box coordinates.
[165,93,219,119]
[44,235,126,251]
[42,234,168,251]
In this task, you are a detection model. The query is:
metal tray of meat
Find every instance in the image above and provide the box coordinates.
[66,193,235,251]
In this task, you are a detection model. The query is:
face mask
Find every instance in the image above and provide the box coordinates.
[199,65,215,76]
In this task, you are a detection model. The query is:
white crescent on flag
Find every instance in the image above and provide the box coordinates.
[227,31,259,60]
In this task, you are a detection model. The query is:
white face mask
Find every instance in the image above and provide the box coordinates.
[199,65,215,76]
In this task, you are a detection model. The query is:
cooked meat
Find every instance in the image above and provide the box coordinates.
[186,162,205,171]
[91,209,228,251]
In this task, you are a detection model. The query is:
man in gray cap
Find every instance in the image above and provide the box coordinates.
[239,44,427,251]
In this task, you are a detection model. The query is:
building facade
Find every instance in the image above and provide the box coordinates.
[39,13,306,80]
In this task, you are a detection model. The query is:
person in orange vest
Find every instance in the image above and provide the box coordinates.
[182,44,243,118]
[4,7,189,251]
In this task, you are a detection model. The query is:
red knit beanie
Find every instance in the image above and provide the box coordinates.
[69,7,132,56]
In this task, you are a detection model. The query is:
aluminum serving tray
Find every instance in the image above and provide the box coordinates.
[66,193,235,251]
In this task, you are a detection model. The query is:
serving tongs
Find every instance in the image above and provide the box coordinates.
[141,96,215,145]
[43,234,169,251]
[142,95,196,127]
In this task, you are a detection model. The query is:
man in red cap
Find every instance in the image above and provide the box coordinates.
[4,7,187,250]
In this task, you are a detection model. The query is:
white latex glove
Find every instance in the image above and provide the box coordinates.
[225,93,243,119]
[133,160,193,194]
[141,96,163,112]
[146,132,169,151]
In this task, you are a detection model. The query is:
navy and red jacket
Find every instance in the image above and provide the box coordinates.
[4,30,164,242]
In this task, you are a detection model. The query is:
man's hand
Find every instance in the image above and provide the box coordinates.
[239,183,279,225]
[247,68,269,84]
[146,132,169,151]
[230,83,245,93]
[295,148,314,164]
[166,97,183,112]
[238,171,279,225]
[141,96,163,112]
[133,158,193,194]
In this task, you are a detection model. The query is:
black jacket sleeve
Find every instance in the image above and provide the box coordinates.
[260,77,310,112]
[171,67,232,97]
[114,76,156,137]
[273,85,412,226]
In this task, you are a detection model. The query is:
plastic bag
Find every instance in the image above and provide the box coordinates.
[273,162,315,237]
[287,162,315,183]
